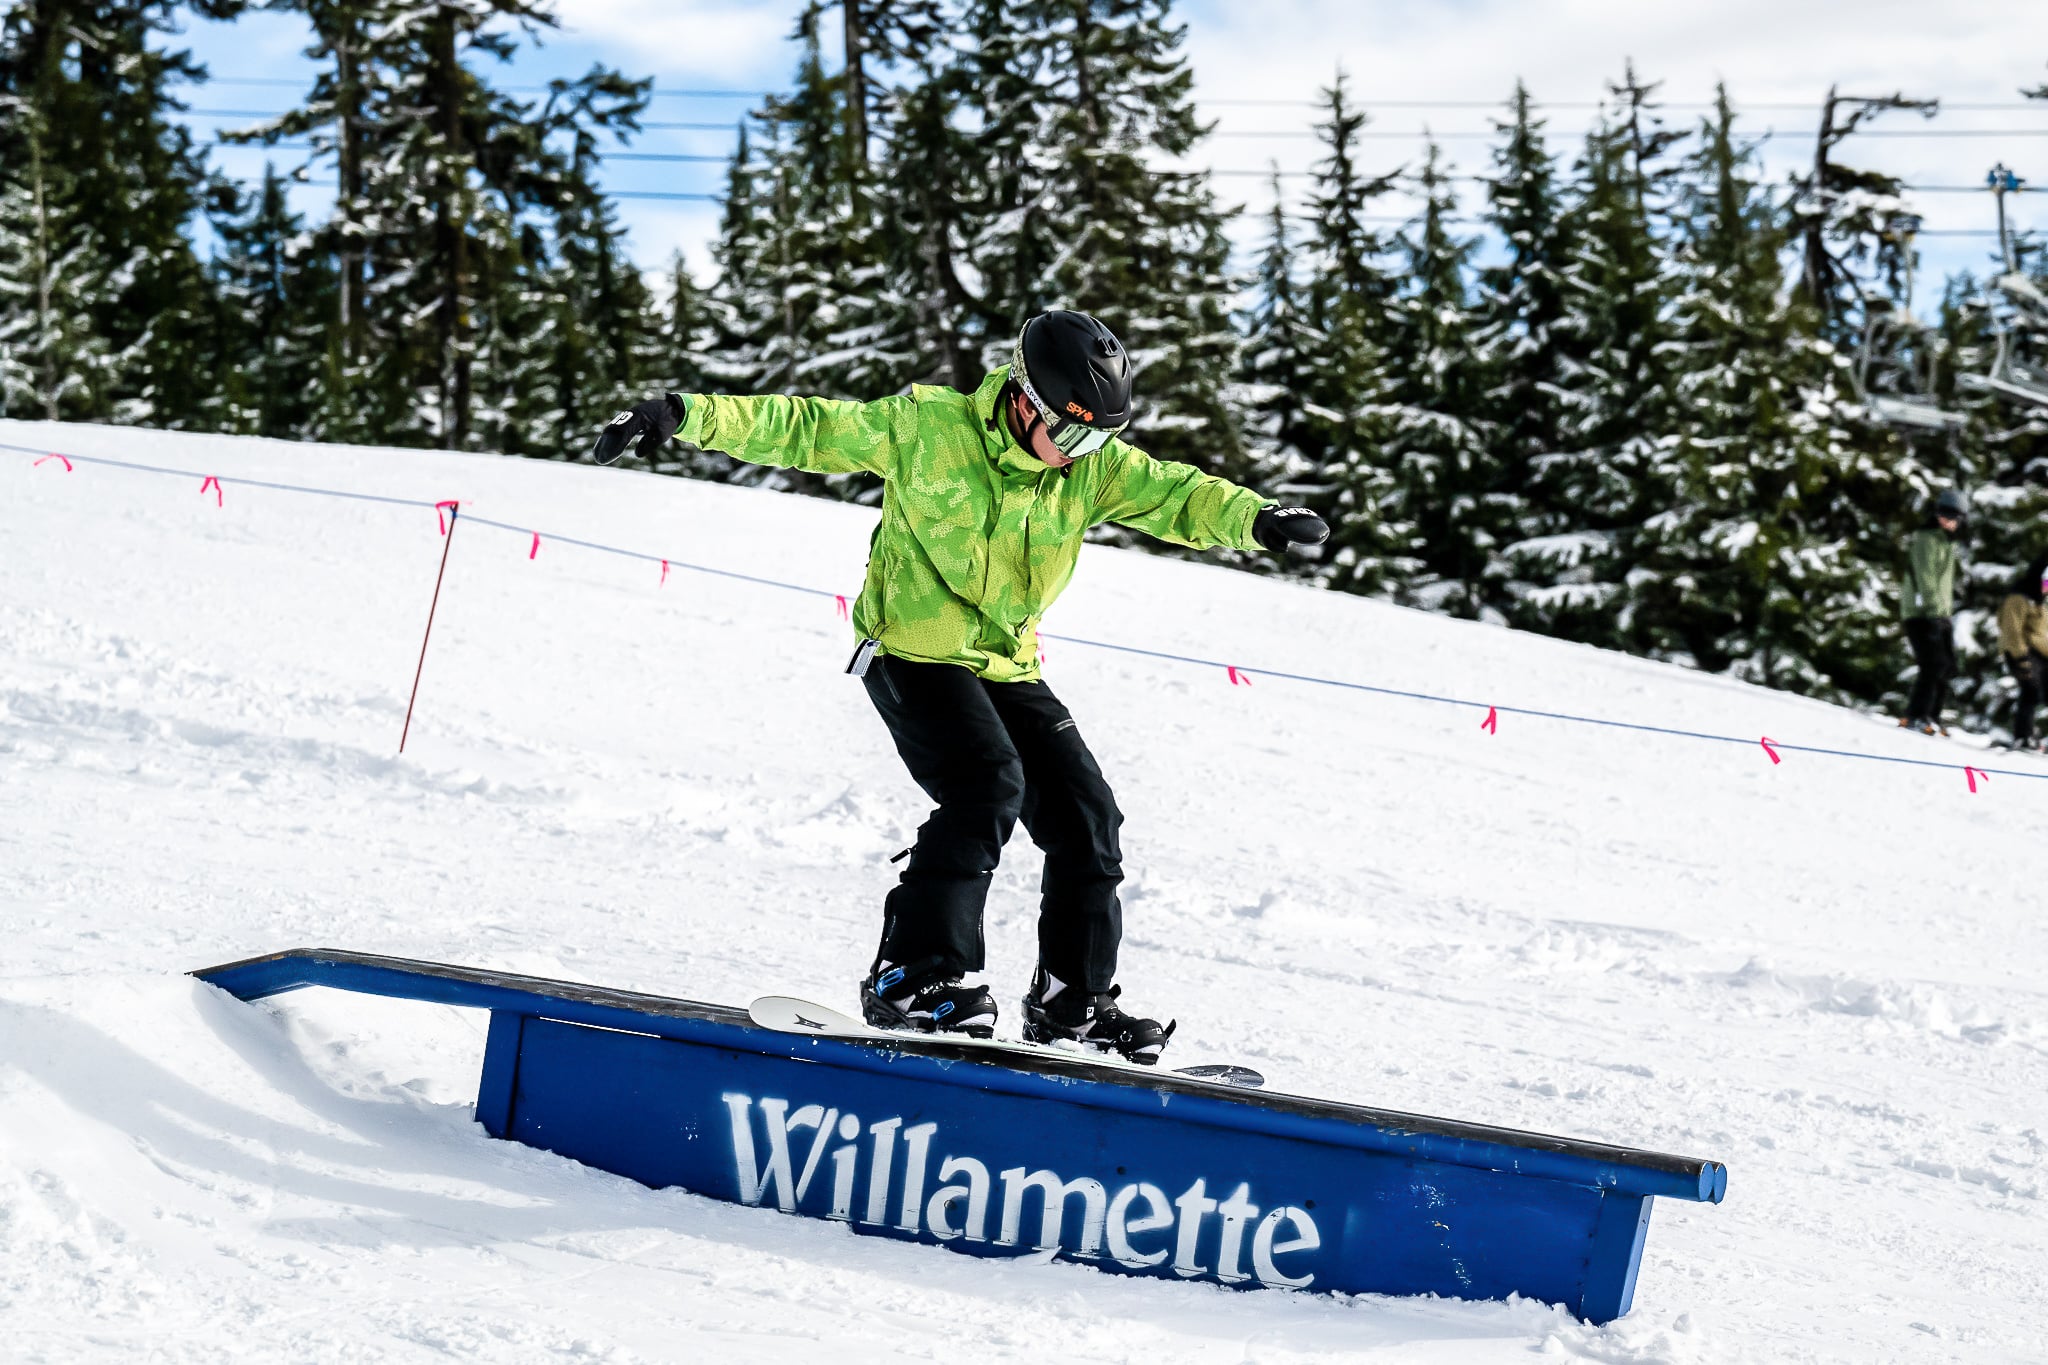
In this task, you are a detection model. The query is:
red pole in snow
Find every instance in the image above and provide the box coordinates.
[401,504,461,754]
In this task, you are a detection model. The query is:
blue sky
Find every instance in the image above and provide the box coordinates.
[173,0,2047,297]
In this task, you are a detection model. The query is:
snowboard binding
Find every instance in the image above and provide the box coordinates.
[860,957,998,1038]
[1021,966,1175,1065]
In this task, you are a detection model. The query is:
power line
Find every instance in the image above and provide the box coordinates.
[200,140,2033,212]
[179,109,2048,147]
[190,76,2048,114]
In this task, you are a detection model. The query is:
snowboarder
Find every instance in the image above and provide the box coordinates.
[1900,489,1965,736]
[1995,552,2048,751]
[592,311,1329,1062]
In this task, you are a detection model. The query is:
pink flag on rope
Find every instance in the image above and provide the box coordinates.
[660,559,670,586]
[528,532,541,560]
[835,595,849,620]
[434,500,460,535]
[1761,736,1781,765]
[200,476,222,506]
[1966,766,1988,794]
[34,454,71,472]
[1481,706,1498,734]
[1227,665,1251,686]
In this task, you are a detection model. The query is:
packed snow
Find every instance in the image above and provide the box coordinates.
[1,419,2043,1363]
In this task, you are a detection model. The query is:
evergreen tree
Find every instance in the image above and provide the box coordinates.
[0,107,129,420]
[520,69,661,458]
[1295,72,1406,595]
[207,163,337,437]
[0,0,241,427]
[241,0,646,451]
[1473,82,1572,624]
[970,0,1243,477]
[1520,65,1683,650]
[1644,87,1895,692]
[864,68,985,392]
[1235,169,1318,532]
[1386,142,1493,615]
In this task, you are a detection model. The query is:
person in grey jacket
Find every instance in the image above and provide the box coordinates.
[1900,489,1966,735]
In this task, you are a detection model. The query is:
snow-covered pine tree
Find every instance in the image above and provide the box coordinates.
[703,12,882,500]
[1922,243,2048,734]
[1386,142,1494,615]
[952,0,1061,366]
[244,0,646,451]
[1644,86,1898,694]
[864,67,987,393]
[983,0,1243,479]
[1520,64,1683,652]
[219,0,385,438]
[1473,82,1572,624]
[0,106,128,420]
[206,162,337,437]
[1296,71,1408,595]
[650,254,713,402]
[1234,168,1320,553]
[811,0,963,403]
[516,69,659,459]
[0,0,235,428]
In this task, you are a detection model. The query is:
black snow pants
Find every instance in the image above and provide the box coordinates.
[1904,615,1956,725]
[862,655,1124,993]
[2009,651,2047,744]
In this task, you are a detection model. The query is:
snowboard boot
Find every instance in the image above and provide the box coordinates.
[1020,966,1175,1064]
[861,957,997,1038]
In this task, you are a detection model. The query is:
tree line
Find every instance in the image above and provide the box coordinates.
[4,0,2047,731]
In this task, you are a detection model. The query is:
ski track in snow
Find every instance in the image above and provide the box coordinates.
[1,418,2044,1363]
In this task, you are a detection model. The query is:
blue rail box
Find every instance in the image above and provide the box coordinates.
[196,948,1725,1322]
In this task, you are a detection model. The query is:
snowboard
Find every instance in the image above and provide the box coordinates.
[748,995,1264,1089]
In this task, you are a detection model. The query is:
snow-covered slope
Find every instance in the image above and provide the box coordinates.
[2,420,2042,1364]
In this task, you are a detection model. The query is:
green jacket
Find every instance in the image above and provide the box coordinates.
[678,367,1270,681]
[1901,527,1957,621]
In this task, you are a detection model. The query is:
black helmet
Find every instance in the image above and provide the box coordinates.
[1932,488,1969,524]
[1009,310,1133,458]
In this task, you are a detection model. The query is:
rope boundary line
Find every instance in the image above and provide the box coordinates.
[11,438,2043,785]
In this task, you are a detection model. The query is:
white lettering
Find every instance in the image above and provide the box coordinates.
[790,1105,837,1205]
[1213,1183,1261,1283]
[898,1122,937,1232]
[829,1112,861,1221]
[1172,1179,1218,1278]
[864,1118,901,1226]
[728,1093,1310,1287]
[926,1156,992,1242]
[1251,1206,1321,1289]
[723,1093,797,1212]
[997,1168,1108,1257]
[1105,1183,1173,1268]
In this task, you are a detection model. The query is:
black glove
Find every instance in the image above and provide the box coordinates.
[1253,504,1330,553]
[593,393,687,465]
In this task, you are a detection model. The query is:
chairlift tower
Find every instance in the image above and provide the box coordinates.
[1989,163,2022,273]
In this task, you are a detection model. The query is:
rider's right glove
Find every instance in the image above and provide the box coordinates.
[593,393,687,466]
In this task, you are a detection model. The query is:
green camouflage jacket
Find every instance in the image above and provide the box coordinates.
[679,367,1269,681]
[1901,527,1957,621]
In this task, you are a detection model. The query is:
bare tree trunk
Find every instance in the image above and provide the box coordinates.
[843,0,867,171]
[1803,87,1838,316]
[430,6,470,448]
[336,20,363,359]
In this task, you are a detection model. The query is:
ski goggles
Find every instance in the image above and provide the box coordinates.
[1011,348,1127,459]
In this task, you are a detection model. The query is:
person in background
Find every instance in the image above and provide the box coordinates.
[1900,489,1967,736]
[1995,552,2048,751]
